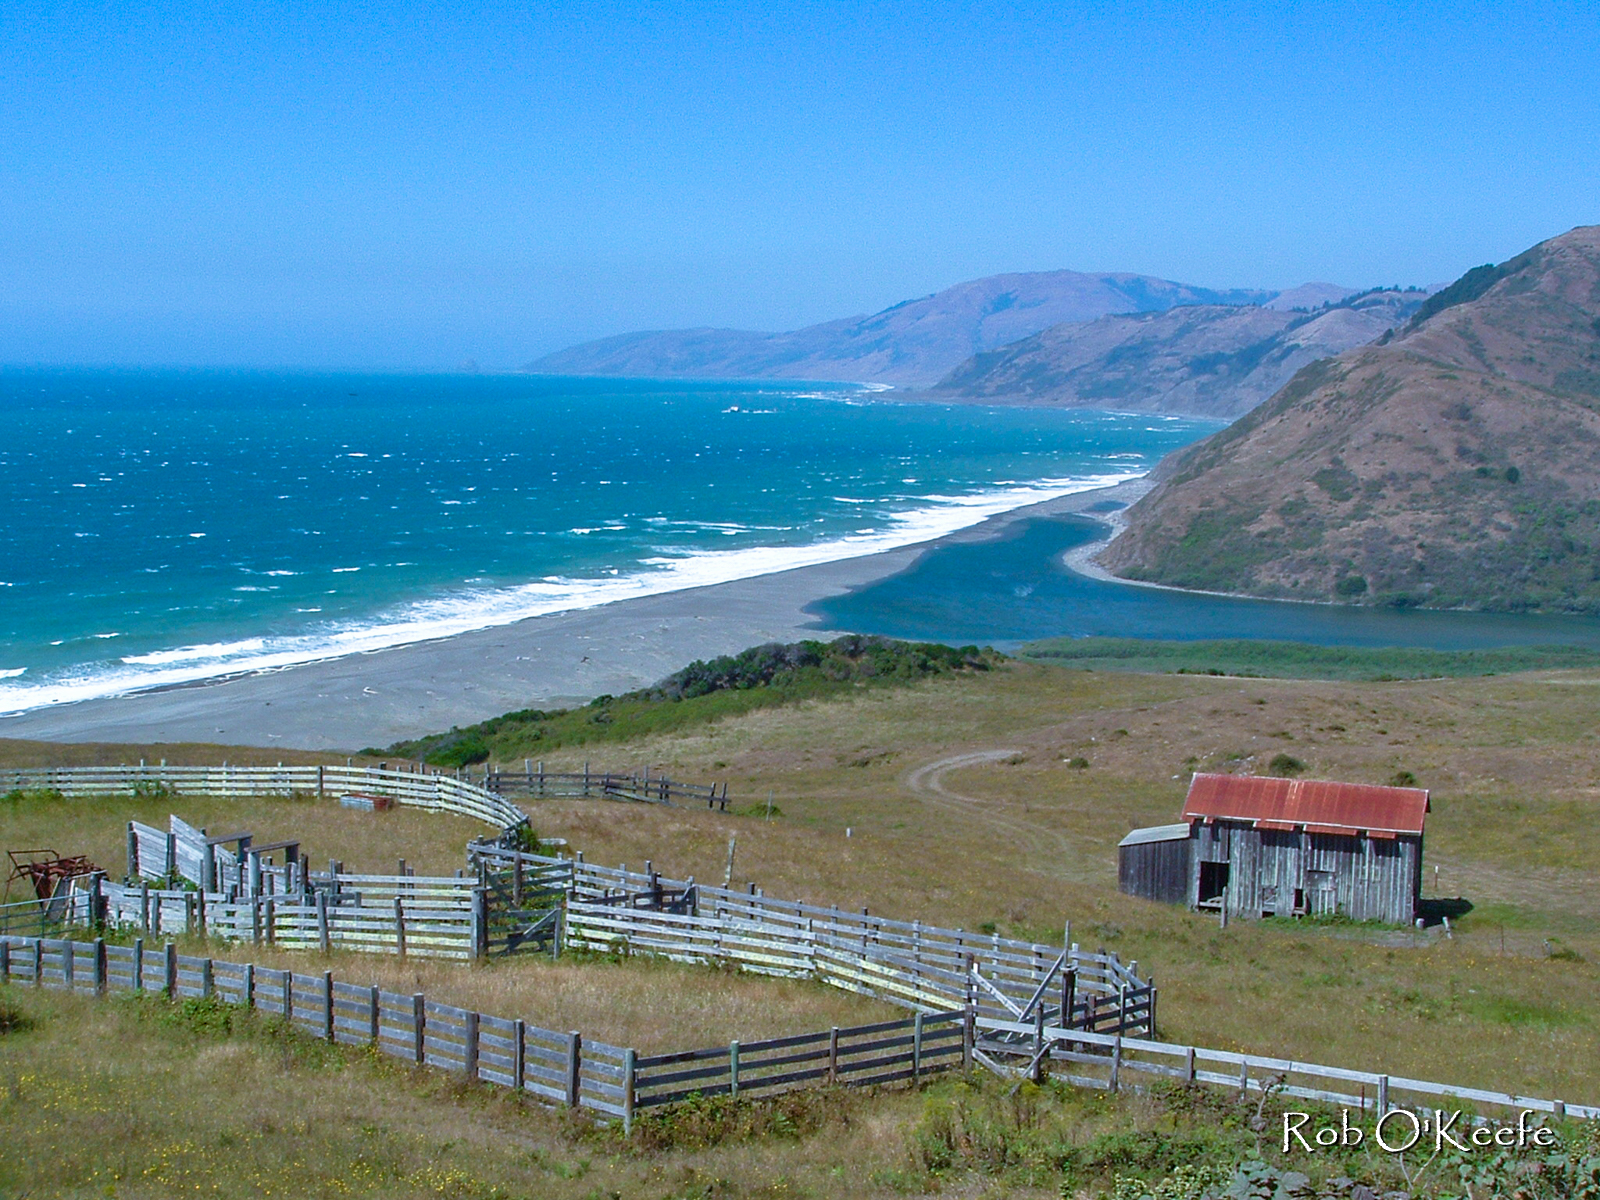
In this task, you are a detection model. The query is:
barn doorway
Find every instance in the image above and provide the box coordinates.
[1198,861,1230,906]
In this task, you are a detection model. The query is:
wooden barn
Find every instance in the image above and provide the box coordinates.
[1118,773,1429,924]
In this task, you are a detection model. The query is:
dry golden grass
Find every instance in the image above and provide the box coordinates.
[0,985,924,1200]
[149,937,897,1052]
[6,660,1600,1123]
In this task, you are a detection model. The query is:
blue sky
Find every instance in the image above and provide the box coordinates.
[2,1,1597,368]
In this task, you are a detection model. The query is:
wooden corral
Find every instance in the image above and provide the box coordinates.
[1120,773,1429,925]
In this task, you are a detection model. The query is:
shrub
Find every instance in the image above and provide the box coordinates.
[0,1000,35,1035]
[1390,770,1419,787]
[1267,753,1305,775]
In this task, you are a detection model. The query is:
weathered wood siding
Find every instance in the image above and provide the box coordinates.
[1118,838,1190,906]
[1188,820,1420,924]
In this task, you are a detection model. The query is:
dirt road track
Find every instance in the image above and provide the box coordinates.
[902,749,1082,872]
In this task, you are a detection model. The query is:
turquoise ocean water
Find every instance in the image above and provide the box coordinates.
[0,369,1213,714]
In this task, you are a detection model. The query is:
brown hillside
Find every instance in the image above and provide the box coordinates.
[929,290,1420,419]
[1100,225,1600,612]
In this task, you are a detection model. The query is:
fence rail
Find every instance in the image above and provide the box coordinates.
[2,763,526,828]
[8,763,1155,1034]
[484,766,731,809]
[0,935,958,1130]
[970,1015,1598,1123]
[476,844,1153,1035]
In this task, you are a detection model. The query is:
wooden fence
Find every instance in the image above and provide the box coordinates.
[484,764,731,809]
[0,935,963,1131]
[5,933,1590,1130]
[970,1015,1599,1124]
[1,763,527,828]
[6,763,1155,1032]
[91,871,572,961]
[0,760,728,815]
[471,844,1154,1037]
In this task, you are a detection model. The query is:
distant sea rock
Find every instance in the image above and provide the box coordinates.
[524,269,1279,386]
[1100,225,1600,614]
[929,289,1425,420]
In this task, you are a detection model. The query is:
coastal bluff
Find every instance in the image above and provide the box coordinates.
[1099,224,1600,614]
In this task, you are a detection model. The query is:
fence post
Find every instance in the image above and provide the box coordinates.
[92,939,106,995]
[266,897,276,947]
[512,1019,526,1092]
[164,941,177,998]
[828,1026,840,1083]
[1377,1074,1389,1114]
[201,958,214,1001]
[1110,1034,1122,1093]
[623,1047,636,1134]
[1185,1046,1197,1084]
[471,889,487,959]
[729,1040,740,1100]
[244,963,255,1009]
[394,897,407,959]
[281,970,294,1023]
[913,1012,924,1083]
[1033,1002,1046,1083]
[32,939,42,987]
[464,1010,480,1081]
[323,971,335,1042]
[0,940,9,985]
[961,1005,974,1073]
[412,994,426,1064]
[1238,1059,1249,1099]
[1061,967,1077,1029]
[565,1031,582,1107]
[317,894,331,954]
[64,938,74,989]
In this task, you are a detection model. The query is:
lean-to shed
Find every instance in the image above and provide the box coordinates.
[1118,773,1429,924]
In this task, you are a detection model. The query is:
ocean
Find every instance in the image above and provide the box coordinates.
[0,368,1216,714]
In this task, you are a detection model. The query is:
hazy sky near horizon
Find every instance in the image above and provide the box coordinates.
[3,1,1597,369]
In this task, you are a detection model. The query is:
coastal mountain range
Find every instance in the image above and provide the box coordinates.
[929,288,1428,420]
[1100,224,1600,614]
[525,270,1348,387]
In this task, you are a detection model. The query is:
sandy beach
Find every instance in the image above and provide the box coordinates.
[0,480,1148,752]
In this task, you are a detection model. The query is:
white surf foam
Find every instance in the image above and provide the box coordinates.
[0,472,1139,715]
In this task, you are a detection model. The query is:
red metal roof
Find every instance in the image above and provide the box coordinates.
[1182,773,1429,836]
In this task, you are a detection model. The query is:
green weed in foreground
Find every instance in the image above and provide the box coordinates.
[896,1072,1600,1199]
[1020,637,1600,681]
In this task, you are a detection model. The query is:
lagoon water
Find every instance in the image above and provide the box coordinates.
[0,369,1214,713]
[811,515,1600,651]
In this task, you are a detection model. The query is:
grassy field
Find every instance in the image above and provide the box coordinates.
[4,655,1600,1194]
[1019,636,1600,680]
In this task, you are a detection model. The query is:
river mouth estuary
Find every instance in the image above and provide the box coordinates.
[809,512,1600,653]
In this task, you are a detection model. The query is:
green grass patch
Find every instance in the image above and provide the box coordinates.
[381,636,1002,764]
[1018,637,1600,681]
